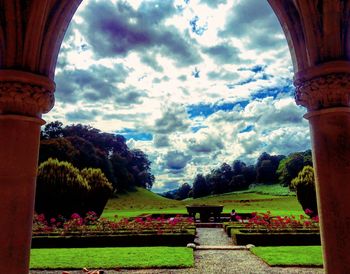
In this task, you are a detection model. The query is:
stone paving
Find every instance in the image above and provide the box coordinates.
[30,227,325,274]
[195,227,233,246]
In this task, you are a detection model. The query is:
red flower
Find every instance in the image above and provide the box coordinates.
[305,208,313,216]
[71,213,81,219]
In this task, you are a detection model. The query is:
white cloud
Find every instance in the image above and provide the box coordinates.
[44,0,311,193]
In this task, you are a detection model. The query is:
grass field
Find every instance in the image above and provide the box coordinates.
[251,246,323,267]
[30,247,193,269]
[102,184,303,219]
[31,185,310,270]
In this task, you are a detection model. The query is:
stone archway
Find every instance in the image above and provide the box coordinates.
[269,2,350,273]
[1,1,350,273]
[0,1,82,273]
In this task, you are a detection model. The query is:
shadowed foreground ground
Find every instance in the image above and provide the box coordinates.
[30,228,324,274]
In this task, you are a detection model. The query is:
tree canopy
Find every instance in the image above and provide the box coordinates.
[276,150,312,187]
[39,121,154,193]
[163,150,312,200]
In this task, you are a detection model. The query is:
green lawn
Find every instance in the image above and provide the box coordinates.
[102,185,303,219]
[251,246,323,267]
[30,247,193,269]
[30,186,314,270]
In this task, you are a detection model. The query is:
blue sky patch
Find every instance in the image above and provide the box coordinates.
[252,85,293,100]
[240,125,254,133]
[190,16,208,35]
[191,125,208,132]
[250,65,265,73]
[187,101,249,118]
[117,128,153,141]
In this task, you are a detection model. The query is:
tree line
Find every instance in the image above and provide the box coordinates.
[163,150,312,200]
[39,121,155,193]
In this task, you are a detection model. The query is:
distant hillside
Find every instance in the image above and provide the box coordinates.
[105,187,182,211]
[103,185,302,217]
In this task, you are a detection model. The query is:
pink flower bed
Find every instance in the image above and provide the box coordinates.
[33,212,195,235]
[234,210,319,232]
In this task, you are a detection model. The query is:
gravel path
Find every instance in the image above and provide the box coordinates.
[30,227,325,274]
[31,250,324,274]
[195,227,233,246]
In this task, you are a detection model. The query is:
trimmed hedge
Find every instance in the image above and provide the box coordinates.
[81,167,113,216]
[36,159,113,219]
[32,233,195,248]
[36,159,90,218]
[231,229,320,246]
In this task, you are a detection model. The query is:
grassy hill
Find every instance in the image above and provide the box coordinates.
[102,184,303,219]
[105,187,182,211]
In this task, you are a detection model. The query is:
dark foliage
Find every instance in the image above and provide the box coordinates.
[291,166,318,216]
[39,121,154,192]
[256,152,285,184]
[276,150,313,187]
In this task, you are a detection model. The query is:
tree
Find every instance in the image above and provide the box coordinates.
[35,158,90,218]
[291,165,318,216]
[110,153,135,191]
[256,159,276,184]
[81,168,113,216]
[229,174,247,191]
[63,123,128,156]
[127,149,154,189]
[39,138,79,164]
[256,152,285,184]
[208,163,234,194]
[175,183,192,200]
[192,174,209,198]
[41,121,64,140]
[242,165,257,185]
[38,121,155,193]
[232,160,246,175]
[277,150,313,187]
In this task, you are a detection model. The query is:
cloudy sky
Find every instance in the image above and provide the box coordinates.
[45,0,311,193]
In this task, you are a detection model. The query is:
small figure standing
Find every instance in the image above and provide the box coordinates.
[230,209,236,221]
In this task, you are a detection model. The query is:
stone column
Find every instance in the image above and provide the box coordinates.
[0,70,55,273]
[295,65,350,274]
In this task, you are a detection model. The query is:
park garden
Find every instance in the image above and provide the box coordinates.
[29,122,323,272]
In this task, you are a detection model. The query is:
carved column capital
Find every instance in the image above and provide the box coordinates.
[295,73,350,111]
[0,70,55,117]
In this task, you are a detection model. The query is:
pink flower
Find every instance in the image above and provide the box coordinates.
[305,208,313,216]
[50,218,56,224]
[312,216,319,222]
[71,213,81,219]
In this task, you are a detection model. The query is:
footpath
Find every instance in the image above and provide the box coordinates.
[32,226,324,274]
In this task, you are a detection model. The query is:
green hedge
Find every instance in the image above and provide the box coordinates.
[32,233,195,248]
[231,229,320,246]
[36,159,113,219]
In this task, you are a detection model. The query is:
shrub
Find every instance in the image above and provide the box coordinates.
[291,166,318,216]
[81,168,113,216]
[35,158,90,219]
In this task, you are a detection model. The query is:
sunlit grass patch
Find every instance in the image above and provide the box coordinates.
[30,247,193,269]
[251,246,323,267]
[103,186,304,219]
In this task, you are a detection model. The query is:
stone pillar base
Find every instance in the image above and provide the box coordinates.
[0,115,44,273]
[305,107,350,274]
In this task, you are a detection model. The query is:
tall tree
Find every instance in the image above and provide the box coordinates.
[291,165,317,216]
[277,150,313,187]
[175,183,192,200]
[232,160,246,176]
[41,121,64,140]
[38,121,154,193]
[192,174,209,198]
[256,152,285,184]
[127,149,154,189]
